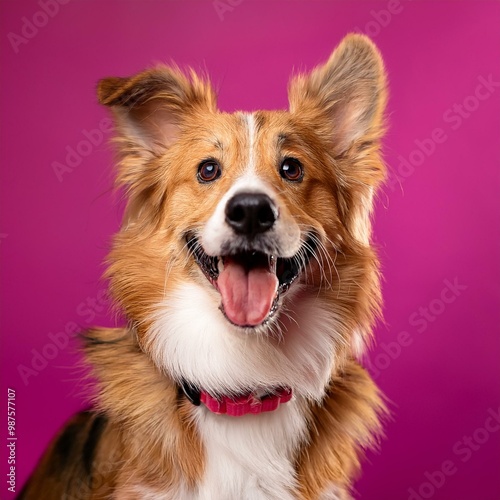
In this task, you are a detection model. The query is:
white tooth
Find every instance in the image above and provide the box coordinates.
[269,254,277,273]
[218,258,224,274]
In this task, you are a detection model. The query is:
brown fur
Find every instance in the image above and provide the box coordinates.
[296,363,386,499]
[21,34,388,499]
[20,330,384,499]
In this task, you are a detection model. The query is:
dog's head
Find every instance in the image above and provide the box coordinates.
[98,34,387,398]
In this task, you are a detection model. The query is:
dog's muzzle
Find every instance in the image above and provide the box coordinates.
[187,192,317,329]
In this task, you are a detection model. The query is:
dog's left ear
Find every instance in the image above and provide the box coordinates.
[288,34,387,158]
[97,67,217,159]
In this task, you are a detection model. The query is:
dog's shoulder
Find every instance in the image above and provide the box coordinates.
[297,360,387,498]
[17,409,117,499]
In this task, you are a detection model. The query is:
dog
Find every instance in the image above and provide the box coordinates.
[20,33,388,500]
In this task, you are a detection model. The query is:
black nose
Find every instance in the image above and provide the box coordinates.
[225,192,278,237]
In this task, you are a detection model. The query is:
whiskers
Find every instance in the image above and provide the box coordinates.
[296,225,340,293]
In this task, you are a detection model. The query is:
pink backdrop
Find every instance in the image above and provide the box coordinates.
[1,1,499,498]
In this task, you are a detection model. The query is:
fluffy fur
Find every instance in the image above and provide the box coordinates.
[20,34,388,499]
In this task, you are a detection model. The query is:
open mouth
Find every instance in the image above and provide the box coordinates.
[186,233,317,328]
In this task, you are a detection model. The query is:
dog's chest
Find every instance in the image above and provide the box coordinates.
[188,400,307,500]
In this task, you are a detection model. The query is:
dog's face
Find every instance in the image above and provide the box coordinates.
[99,34,386,397]
[165,110,342,330]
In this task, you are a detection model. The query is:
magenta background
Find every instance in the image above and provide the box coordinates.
[1,1,499,498]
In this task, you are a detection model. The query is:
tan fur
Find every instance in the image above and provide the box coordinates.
[83,329,204,493]
[296,363,386,499]
[21,34,388,499]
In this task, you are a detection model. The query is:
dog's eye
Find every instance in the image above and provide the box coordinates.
[280,158,304,182]
[197,160,221,183]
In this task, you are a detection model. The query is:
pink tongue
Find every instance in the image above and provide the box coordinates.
[218,259,278,327]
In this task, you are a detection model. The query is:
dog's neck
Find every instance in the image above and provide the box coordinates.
[84,327,385,499]
[179,380,293,416]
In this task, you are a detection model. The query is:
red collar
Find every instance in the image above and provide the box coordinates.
[181,382,293,417]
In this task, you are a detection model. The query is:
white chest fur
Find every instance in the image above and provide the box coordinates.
[147,282,341,499]
[192,398,308,500]
[131,401,309,499]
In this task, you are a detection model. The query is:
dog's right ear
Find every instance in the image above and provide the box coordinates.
[288,34,387,158]
[97,67,217,159]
